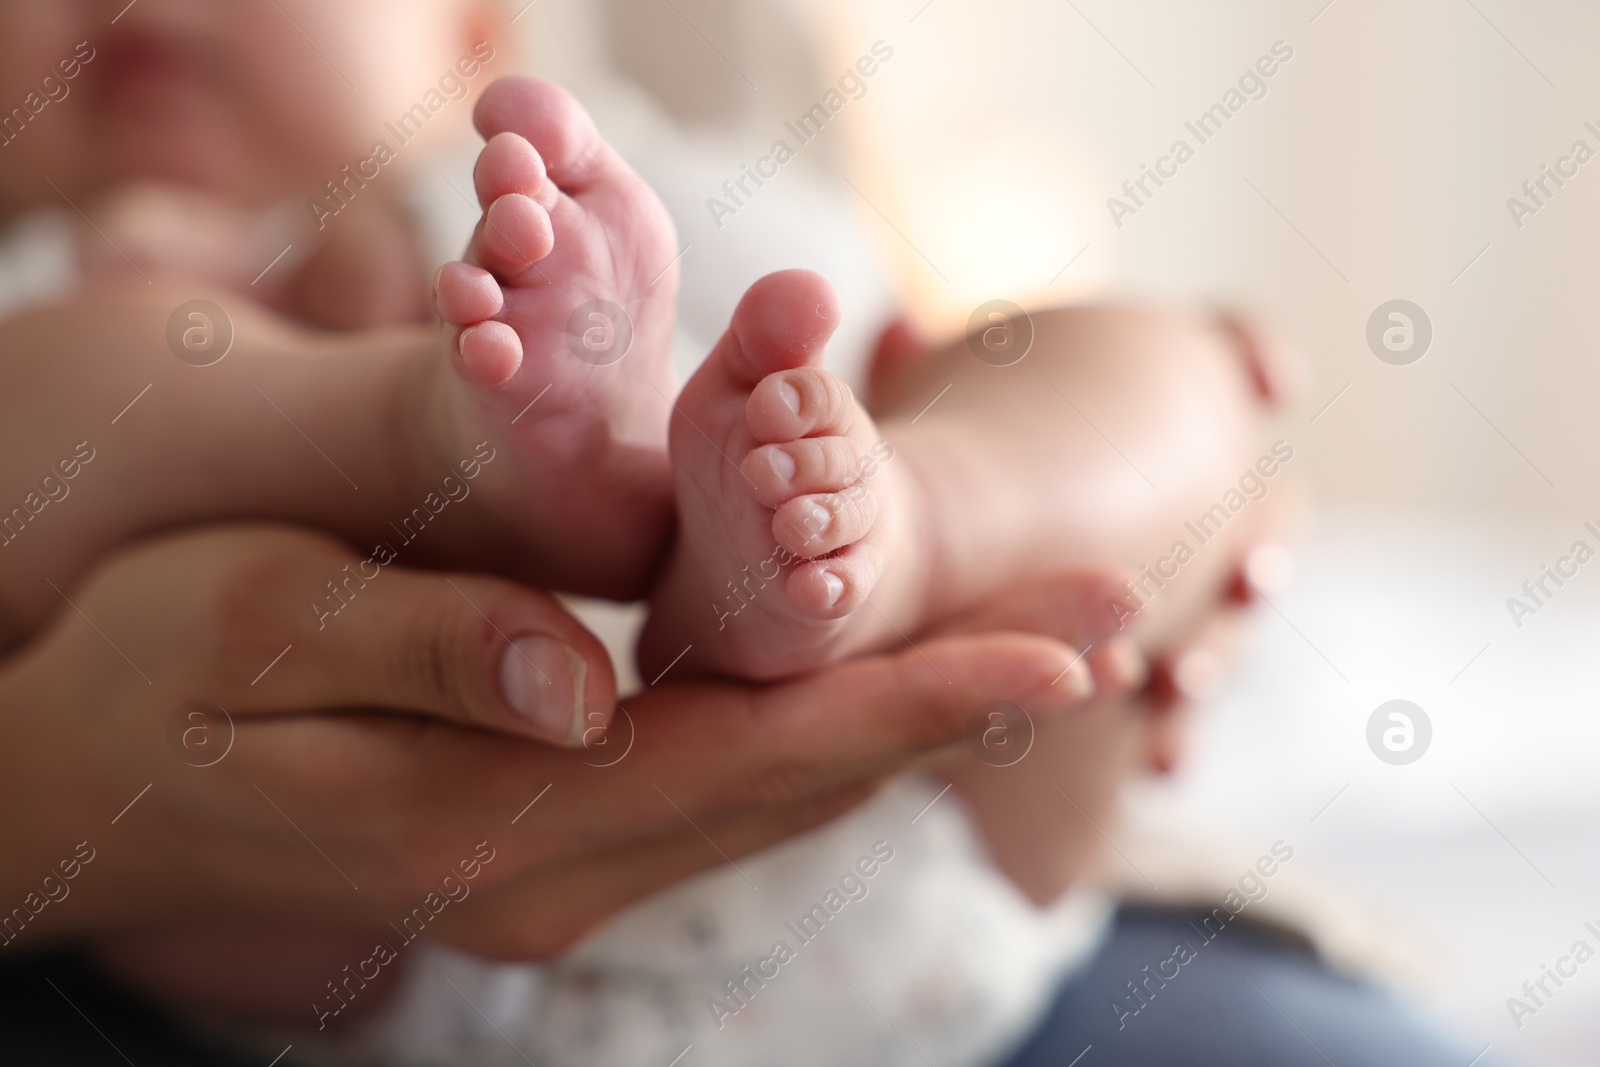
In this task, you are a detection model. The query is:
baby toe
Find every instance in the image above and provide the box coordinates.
[434,261,504,325]
[740,437,864,508]
[474,193,554,275]
[772,486,877,559]
[454,320,523,390]
[746,368,859,443]
[474,132,553,210]
[474,76,617,194]
[787,547,883,618]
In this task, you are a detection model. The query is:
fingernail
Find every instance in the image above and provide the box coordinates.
[769,447,797,484]
[778,379,801,415]
[500,635,585,744]
[820,570,845,606]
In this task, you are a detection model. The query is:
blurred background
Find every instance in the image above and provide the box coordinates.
[519,2,1600,1064]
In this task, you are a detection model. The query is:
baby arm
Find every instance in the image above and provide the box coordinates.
[0,279,450,642]
[77,182,432,331]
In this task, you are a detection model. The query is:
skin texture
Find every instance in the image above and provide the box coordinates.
[639,269,930,680]
[429,76,681,595]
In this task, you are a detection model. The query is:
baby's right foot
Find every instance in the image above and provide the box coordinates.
[428,77,680,598]
[638,271,930,682]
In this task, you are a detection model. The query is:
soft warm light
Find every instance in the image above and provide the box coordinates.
[872,128,1108,334]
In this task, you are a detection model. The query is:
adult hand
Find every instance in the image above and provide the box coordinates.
[928,561,1279,904]
[0,524,1096,1015]
[933,538,1294,776]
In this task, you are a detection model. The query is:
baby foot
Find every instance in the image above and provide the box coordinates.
[429,76,679,599]
[638,270,926,682]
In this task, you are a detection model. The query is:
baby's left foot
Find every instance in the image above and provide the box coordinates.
[427,76,680,599]
[638,270,927,682]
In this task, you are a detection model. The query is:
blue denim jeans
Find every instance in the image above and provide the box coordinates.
[997,907,1500,1067]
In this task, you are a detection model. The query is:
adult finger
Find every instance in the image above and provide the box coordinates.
[186,628,1099,895]
[62,525,616,746]
[238,630,1101,876]
[585,630,1102,836]
[432,779,883,960]
[930,571,1149,694]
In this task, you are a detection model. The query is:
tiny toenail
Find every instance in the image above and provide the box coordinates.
[768,447,797,483]
[458,325,477,354]
[777,380,801,415]
[820,571,845,606]
[801,501,831,539]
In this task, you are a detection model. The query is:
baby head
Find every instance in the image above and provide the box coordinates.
[0,0,511,213]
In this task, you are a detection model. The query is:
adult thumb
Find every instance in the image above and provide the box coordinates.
[77,525,617,746]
